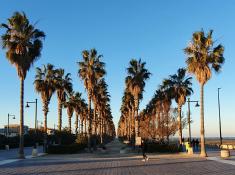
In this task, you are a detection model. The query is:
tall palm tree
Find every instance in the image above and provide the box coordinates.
[73,92,84,135]
[80,101,88,135]
[1,12,45,158]
[34,64,56,152]
[160,84,174,143]
[78,49,106,151]
[165,68,193,144]
[184,29,225,157]
[64,92,75,133]
[125,59,151,139]
[155,89,164,139]
[54,69,73,131]
[96,79,110,143]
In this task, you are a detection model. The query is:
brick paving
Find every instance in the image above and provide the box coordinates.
[0,140,235,175]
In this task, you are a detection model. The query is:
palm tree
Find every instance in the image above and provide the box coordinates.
[165,68,193,144]
[64,92,75,133]
[96,79,110,143]
[125,59,151,139]
[155,89,164,139]
[73,92,84,135]
[54,69,73,131]
[1,12,45,158]
[184,29,225,157]
[34,64,56,152]
[160,84,174,143]
[78,49,106,151]
[80,101,88,135]
[121,90,134,140]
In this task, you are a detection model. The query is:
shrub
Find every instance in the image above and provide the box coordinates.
[147,143,180,153]
[47,143,86,154]
[76,134,87,145]
[52,130,76,145]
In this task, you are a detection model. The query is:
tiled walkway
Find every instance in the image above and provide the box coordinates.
[0,140,235,175]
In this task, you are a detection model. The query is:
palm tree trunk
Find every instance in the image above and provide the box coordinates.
[200,84,207,157]
[166,111,169,143]
[43,100,48,153]
[134,96,139,139]
[68,116,72,133]
[128,112,131,141]
[81,119,84,135]
[75,113,79,135]
[18,78,25,159]
[58,99,62,131]
[85,118,87,135]
[131,108,135,143]
[157,110,161,138]
[178,104,183,145]
[78,117,80,134]
[87,91,92,152]
[100,118,103,144]
[93,105,97,135]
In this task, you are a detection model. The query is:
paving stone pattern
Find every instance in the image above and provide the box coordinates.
[0,140,235,175]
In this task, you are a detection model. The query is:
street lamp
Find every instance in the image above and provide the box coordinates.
[218,88,222,146]
[26,98,38,154]
[7,114,16,138]
[26,99,38,132]
[187,98,200,142]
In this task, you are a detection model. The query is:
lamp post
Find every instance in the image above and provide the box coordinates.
[26,99,38,153]
[7,114,16,138]
[187,98,200,142]
[26,99,38,132]
[6,114,15,150]
[218,88,222,146]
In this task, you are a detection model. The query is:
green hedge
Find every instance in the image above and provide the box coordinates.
[47,143,86,154]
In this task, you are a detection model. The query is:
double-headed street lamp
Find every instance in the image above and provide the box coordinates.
[26,99,38,132]
[187,98,199,142]
[7,114,16,138]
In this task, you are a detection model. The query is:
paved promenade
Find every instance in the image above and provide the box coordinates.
[0,146,43,161]
[0,140,235,175]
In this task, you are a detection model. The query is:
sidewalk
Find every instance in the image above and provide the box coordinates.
[0,146,45,166]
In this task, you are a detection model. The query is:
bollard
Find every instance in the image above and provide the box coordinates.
[5,145,9,150]
[221,149,230,158]
[32,148,38,157]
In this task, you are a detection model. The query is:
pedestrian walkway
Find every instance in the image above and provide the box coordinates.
[0,146,44,166]
[1,140,235,175]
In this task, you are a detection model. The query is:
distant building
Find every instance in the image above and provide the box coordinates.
[0,124,29,137]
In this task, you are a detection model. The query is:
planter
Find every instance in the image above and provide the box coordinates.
[188,147,194,155]
[32,148,38,157]
[221,149,230,158]
[5,145,9,150]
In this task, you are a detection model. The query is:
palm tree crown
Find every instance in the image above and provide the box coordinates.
[1,11,45,79]
[184,30,224,85]
[125,59,151,98]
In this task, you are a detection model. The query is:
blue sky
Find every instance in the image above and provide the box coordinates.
[0,0,234,137]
